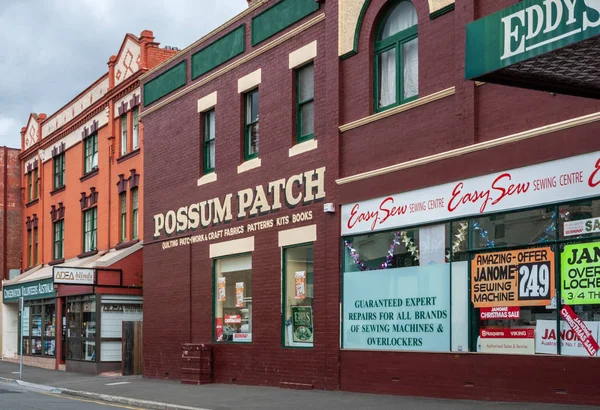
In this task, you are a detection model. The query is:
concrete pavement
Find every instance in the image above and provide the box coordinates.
[0,360,598,410]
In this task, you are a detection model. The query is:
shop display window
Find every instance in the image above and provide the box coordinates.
[21,299,55,357]
[67,295,97,361]
[214,254,252,343]
[283,244,314,347]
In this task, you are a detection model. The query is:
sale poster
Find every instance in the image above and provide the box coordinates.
[235,282,244,308]
[536,319,600,356]
[561,242,600,305]
[217,277,226,302]
[480,306,520,320]
[295,271,306,300]
[224,315,242,325]
[559,305,599,356]
[471,247,555,308]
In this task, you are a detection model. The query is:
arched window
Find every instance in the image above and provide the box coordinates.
[375,1,418,111]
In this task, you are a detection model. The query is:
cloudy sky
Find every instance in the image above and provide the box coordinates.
[0,0,248,148]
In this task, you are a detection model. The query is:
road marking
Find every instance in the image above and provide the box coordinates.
[105,382,131,386]
[40,392,143,409]
[11,372,20,374]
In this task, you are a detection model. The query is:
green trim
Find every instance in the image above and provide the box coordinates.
[251,0,320,46]
[429,3,455,20]
[83,207,97,253]
[53,219,64,260]
[244,89,259,161]
[295,63,315,144]
[191,25,245,80]
[281,243,314,349]
[203,110,216,174]
[53,153,65,190]
[143,61,187,106]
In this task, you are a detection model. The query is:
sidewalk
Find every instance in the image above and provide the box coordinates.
[0,360,597,410]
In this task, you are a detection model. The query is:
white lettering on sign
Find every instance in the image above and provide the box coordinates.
[154,167,325,239]
[342,151,600,235]
[53,267,95,285]
[501,0,600,60]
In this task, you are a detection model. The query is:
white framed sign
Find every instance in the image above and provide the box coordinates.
[53,267,95,285]
[342,151,600,235]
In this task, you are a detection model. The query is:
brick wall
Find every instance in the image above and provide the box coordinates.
[142,1,340,389]
[0,147,22,280]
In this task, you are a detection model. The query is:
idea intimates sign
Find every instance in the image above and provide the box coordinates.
[342,151,600,235]
[153,167,325,239]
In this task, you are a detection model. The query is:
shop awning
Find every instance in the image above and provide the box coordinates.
[91,242,142,268]
[465,1,600,98]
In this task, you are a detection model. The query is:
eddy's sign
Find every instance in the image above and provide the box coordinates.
[466,0,600,79]
[342,151,600,235]
[153,167,325,238]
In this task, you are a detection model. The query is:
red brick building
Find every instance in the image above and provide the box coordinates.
[2,31,176,373]
[141,0,600,405]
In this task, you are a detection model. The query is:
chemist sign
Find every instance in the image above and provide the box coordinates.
[471,248,555,308]
[342,264,450,351]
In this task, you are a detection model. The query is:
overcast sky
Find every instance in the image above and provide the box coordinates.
[0,0,248,149]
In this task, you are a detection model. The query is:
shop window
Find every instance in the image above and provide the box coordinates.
[83,133,98,174]
[559,199,600,239]
[21,299,56,357]
[83,207,97,252]
[296,63,314,143]
[67,296,97,361]
[203,109,216,173]
[53,153,65,189]
[470,207,556,249]
[53,219,64,260]
[121,114,128,155]
[283,244,314,347]
[131,187,139,240]
[374,0,418,112]
[215,254,252,343]
[119,192,127,242]
[244,89,259,160]
[132,107,139,150]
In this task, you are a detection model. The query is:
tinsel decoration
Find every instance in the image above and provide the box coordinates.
[381,231,402,269]
[537,210,569,243]
[473,222,495,248]
[400,231,419,261]
[344,240,369,271]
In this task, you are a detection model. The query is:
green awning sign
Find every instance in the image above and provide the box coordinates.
[561,242,600,305]
[2,278,55,303]
[466,0,600,80]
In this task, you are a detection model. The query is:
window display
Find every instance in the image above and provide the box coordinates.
[283,245,314,347]
[215,255,252,343]
[21,299,55,357]
[66,295,96,361]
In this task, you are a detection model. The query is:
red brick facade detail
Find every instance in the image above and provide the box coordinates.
[0,147,22,281]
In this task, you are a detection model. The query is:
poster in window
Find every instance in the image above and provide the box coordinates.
[291,306,313,343]
[217,277,226,302]
[235,282,244,308]
[22,306,30,336]
[295,271,306,300]
[471,247,555,308]
[561,241,600,305]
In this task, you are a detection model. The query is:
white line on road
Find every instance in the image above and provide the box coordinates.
[105,382,131,386]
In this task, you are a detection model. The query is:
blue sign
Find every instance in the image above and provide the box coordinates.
[343,264,450,351]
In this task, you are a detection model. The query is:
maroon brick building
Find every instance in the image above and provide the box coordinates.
[0,147,22,282]
[141,0,600,405]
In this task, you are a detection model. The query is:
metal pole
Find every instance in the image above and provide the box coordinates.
[19,297,23,380]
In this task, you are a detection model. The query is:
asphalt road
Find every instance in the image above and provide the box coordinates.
[0,381,143,410]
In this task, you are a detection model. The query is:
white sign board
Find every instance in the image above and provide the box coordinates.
[536,319,600,356]
[563,217,600,237]
[343,264,450,352]
[53,267,95,285]
[342,151,600,235]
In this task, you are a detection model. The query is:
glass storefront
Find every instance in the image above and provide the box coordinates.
[21,298,56,357]
[66,295,97,361]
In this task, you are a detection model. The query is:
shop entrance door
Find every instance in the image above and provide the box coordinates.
[122,321,142,375]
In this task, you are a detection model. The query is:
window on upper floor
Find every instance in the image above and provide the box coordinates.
[83,207,97,252]
[131,187,139,240]
[121,114,128,155]
[296,63,314,143]
[244,90,259,160]
[203,109,216,173]
[119,192,127,243]
[33,226,38,266]
[375,0,418,112]
[53,219,64,260]
[54,153,65,190]
[27,168,38,202]
[27,229,32,268]
[83,133,98,174]
[132,107,139,150]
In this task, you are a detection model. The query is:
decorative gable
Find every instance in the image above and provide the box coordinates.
[114,37,142,86]
[24,115,39,150]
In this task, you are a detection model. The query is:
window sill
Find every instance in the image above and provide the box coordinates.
[116,148,141,164]
[237,157,261,174]
[48,258,65,266]
[289,139,318,157]
[197,172,217,186]
[77,249,98,259]
[80,168,99,182]
[25,198,39,208]
[50,185,66,196]
[115,239,139,250]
